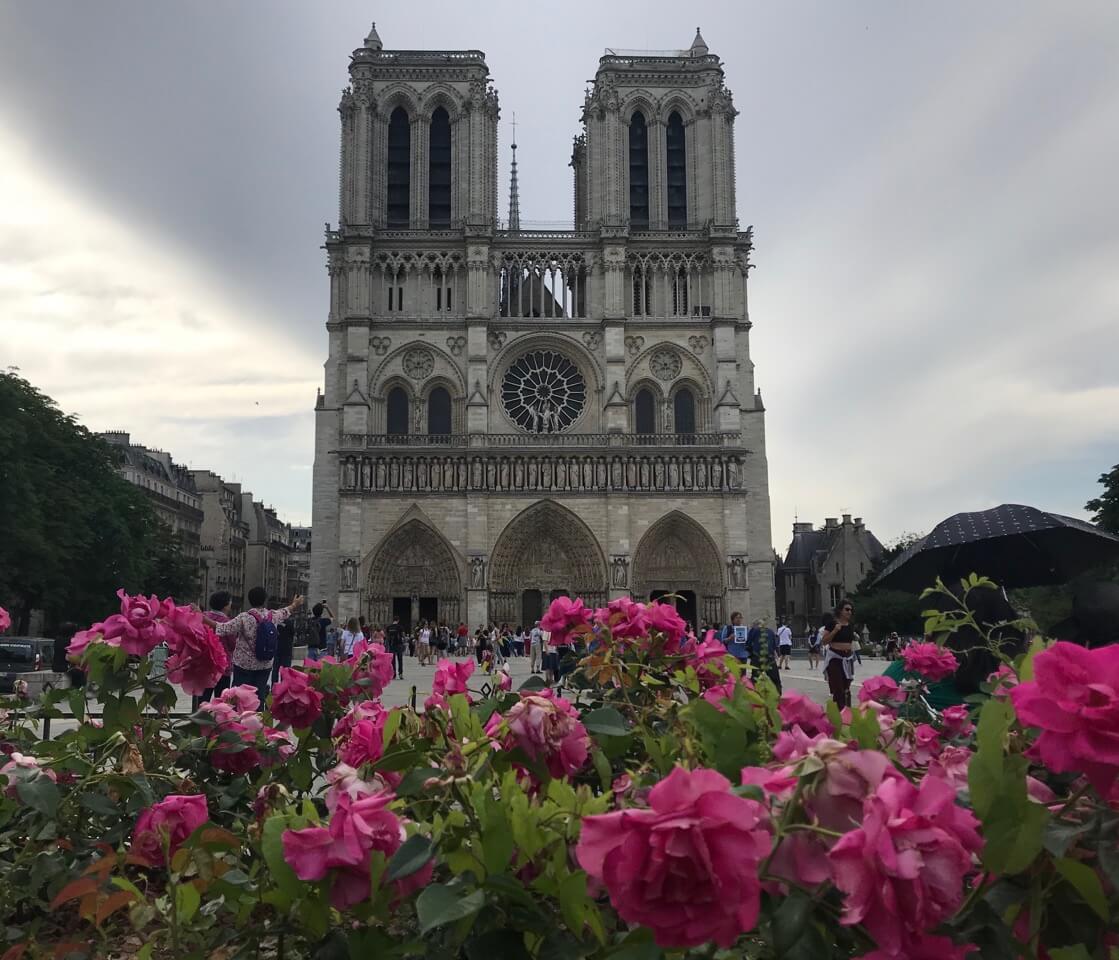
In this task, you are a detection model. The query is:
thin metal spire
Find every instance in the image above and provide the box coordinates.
[507,112,520,232]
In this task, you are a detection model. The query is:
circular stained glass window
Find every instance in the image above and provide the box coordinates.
[501,350,586,433]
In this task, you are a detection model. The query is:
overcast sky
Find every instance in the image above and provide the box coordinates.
[2,1,1117,547]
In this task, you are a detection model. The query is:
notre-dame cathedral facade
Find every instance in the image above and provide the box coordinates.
[311,23,775,632]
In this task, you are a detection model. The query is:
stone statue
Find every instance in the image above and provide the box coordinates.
[611,555,629,588]
[727,457,741,489]
[471,457,483,489]
[345,458,357,489]
[625,458,637,488]
[654,457,665,489]
[668,457,680,489]
[361,458,371,489]
[595,458,607,488]
[389,458,400,488]
[711,458,723,489]
[728,556,747,588]
[470,556,486,589]
[696,458,708,489]
[402,459,414,490]
[499,458,510,489]
[514,458,525,489]
[555,457,566,490]
[443,458,455,490]
[486,459,497,489]
[341,559,357,591]
[610,457,623,489]
[582,457,594,489]
[639,458,650,489]
[375,458,386,489]
[682,458,694,489]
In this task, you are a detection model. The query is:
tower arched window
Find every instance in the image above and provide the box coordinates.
[429,107,451,227]
[629,111,649,228]
[635,388,656,435]
[427,386,452,435]
[387,107,411,228]
[386,386,409,436]
[673,387,696,437]
[666,111,687,227]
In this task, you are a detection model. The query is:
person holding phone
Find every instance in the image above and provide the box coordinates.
[821,600,857,708]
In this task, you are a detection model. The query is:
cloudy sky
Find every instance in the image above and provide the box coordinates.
[1,2,1117,546]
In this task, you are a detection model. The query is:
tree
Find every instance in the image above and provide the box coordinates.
[0,371,161,632]
[848,532,927,638]
[1086,462,1119,535]
[143,520,200,601]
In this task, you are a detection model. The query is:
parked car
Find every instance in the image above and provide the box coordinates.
[0,638,57,693]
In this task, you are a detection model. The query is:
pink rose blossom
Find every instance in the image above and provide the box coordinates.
[0,606,10,633]
[857,934,976,960]
[740,765,798,801]
[338,714,391,768]
[103,590,173,656]
[898,724,943,768]
[701,674,755,712]
[772,726,833,762]
[593,597,650,641]
[195,698,239,725]
[131,794,209,867]
[325,763,394,812]
[332,700,387,741]
[858,675,906,706]
[1,753,58,798]
[66,624,105,660]
[646,601,687,648]
[829,774,982,955]
[541,595,592,647]
[345,640,394,699]
[164,609,229,695]
[498,669,512,691]
[486,688,590,781]
[987,663,1018,698]
[927,745,972,791]
[282,792,431,910]
[261,727,298,765]
[778,690,834,737]
[901,642,959,682]
[1010,641,1119,794]
[428,658,474,701]
[219,685,261,713]
[681,633,732,687]
[577,766,773,948]
[271,667,324,729]
[939,705,974,737]
[209,721,263,774]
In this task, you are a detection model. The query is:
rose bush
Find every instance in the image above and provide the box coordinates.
[0,576,1116,960]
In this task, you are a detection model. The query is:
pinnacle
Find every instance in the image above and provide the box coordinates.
[364,21,383,50]
[689,27,709,56]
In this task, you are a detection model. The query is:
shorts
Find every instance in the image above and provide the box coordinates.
[779,644,792,654]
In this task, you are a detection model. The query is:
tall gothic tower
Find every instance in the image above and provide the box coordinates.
[311,25,775,631]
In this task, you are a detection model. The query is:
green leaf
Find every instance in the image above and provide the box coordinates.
[582,707,628,738]
[1049,946,1094,960]
[591,749,613,791]
[385,834,433,882]
[175,882,200,923]
[396,766,445,797]
[381,708,402,750]
[261,815,303,902]
[538,931,590,960]
[66,688,86,722]
[606,941,662,960]
[519,674,548,691]
[1043,817,1095,858]
[771,890,812,953]
[416,883,485,935]
[289,751,313,792]
[1055,858,1109,921]
[464,930,531,960]
[16,776,60,818]
[79,791,120,818]
[558,870,588,933]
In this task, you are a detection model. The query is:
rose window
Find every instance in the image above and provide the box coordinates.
[650,348,682,381]
[501,350,586,433]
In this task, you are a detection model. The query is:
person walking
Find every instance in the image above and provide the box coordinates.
[777,621,793,670]
[529,621,544,673]
[199,591,234,703]
[385,616,404,679]
[720,611,750,664]
[340,617,362,658]
[272,616,295,685]
[821,600,857,709]
[309,601,334,662]
[808,624,823,671]
[417,621,432,666]
[208,587,303,706]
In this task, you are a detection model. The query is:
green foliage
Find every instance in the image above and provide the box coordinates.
[1086,461,1119,534]
[848,533,928,636]
[0,370,198,632]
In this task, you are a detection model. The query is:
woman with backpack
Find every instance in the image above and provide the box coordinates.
[207,587,304,706]
[340,617,362,658]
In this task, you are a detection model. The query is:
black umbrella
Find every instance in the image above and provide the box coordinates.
[873,504,1119,592]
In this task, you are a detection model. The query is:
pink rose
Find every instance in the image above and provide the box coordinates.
[593,597,650,641]
[131,794,209,867]
[325,763,394,812]
[219,685,261,713]
[646,601,687,648]
[681,634,732,687]
[209,721,263,775]
[577,766,773,948]
[541,595,591,647]
[1010,641,1119,794]
[196,698,239,725]
[429,658,474,700]
[927,745,972,791]
[987,663,1018,698]
[1,752,58,798]
[261,726,298,766]
[282,792,431,910]
[332,700,387,741]
[486,689,590,781]
[901,642,958,682]
[778,690,834,737]
[701,674,755,712]
[829,774,982,955]
[271,667,324,729]
[939,705,974,737]
[0,606,10,633]
[339,714,390,767]
[67,624,106,660]
[858,675,906,706]
[857,934,976,960]
[346,641,394,699]
[772,726,832,762]
[898,723,943,768]
[498,669,512,691]
[102,590,173,656]
[163,608,229,695]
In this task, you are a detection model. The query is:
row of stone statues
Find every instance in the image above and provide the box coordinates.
[341,452,744,493]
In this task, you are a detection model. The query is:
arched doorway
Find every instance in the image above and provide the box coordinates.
[632,511,724,631]
[366,519,462,631]
[489,500,607,626]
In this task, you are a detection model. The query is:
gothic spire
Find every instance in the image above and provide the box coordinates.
[689,27,709,56]
[507,113,521,232]
[363,22,382,50]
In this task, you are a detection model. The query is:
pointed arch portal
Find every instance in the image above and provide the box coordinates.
[632,511,724,629]
[488,500,607,626]
[366,519,462,631]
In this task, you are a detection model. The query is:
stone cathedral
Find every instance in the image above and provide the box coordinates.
[310,23,775,632]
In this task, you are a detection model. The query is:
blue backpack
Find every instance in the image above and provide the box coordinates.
[250,610,278,660]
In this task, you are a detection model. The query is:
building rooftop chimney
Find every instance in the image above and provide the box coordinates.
[824,517,839,529]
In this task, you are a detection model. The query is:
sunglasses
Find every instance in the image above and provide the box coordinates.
[842,607,853,613]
